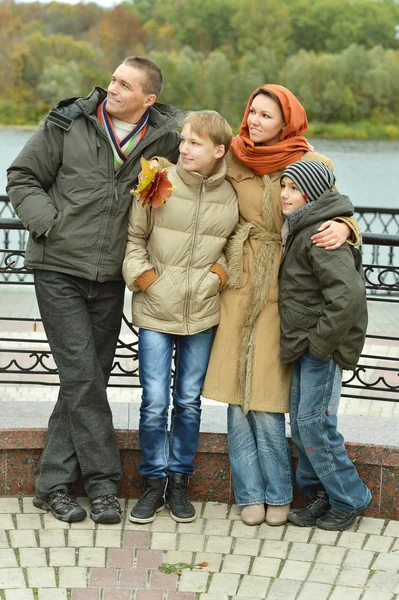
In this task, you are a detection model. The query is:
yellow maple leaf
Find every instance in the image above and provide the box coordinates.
[131,157,160,196]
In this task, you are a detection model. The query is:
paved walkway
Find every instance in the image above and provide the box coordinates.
[1,496,399,600]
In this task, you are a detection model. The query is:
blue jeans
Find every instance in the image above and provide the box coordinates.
[34,269,124,501]
[228,405,293,506]
[290,349,371,513]
[138,327,213,477]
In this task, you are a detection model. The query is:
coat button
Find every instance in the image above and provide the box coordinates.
[236,173,242,180]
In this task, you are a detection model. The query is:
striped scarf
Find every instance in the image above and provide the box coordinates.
[97,99,149,171]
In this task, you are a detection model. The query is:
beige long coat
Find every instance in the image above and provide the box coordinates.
[203,150,338,414]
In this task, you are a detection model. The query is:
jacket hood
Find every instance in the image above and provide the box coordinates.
[292,190,354,232]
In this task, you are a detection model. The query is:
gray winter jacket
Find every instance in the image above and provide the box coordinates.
[6,87,183,281]
[279,190,368,370]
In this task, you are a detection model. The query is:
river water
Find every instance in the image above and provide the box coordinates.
[1,128,398,210]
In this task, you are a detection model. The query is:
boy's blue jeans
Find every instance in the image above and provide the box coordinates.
[138,327,213,478]
[290,349,371,513]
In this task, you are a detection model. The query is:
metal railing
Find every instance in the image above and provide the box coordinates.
[0,214,398,402]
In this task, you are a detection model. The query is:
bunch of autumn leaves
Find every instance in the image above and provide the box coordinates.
[131,157,175,209]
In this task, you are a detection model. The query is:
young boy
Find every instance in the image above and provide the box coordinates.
[123,111,238,524]
[278,160,372,531]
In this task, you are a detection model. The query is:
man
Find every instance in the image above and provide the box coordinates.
[7,56,183,524]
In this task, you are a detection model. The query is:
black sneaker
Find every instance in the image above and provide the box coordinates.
[90,494,122,524]
[166,473,196,523]
[288,491,330,527]
[130,477,167,524]
[316,497,372,531]
[33,491,87,523]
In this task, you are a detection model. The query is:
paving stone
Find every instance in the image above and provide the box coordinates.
[205,535,232,554]
[168,593,196,600]
[204,518,230,536]
[149,569,178,590]
[4,590,34,600]
[231,520,258,539]
[335,566,369,586]
[59,566,88,588]
[315,545,346,565]
[372,552,399,572]
[89,567,117,587]
[233,537,260,556]
[19,547,47,567]
[78,548,106,567]
[283,525,312,543]
[280,559,312,581]
[165,550,193,565]
[177,519,203,534]
[22,497,43,514]
[43,514,69,529]
[50,547,76,566]
[39,529,66,547]
[0,497,20,512]
[257,523,285,540]
[178,533,205,552]
[202,503,228,519]
[107,547,133,567]
[310,529,339,545]
[357,517,386,535]
[103,590,131,600]
[308,562,340,584]
[27,567,57,587]
[236,574,271,597]
[260,540,289,559]
[336,531,366,549]
[266,578,302,600]
[0,548,18,567]
[364,534,394,552]
[344,548,375,568]
[38,590,68,600]
[137,548,163,569]
[251,556,281,577]
[384,522,399,538]
[10,530,37,548]
[207,572,240,595]
[135,591,162,600]
[119,567,147,588]
[362,591,395,600]
[16,514,41,529]
[0,529,9,547]
[150,518,177,532]
[178,570,208,592]
[96,530,121,548]
[367,571,399,593]
[329,587,363,600]
[68,530,95,547]
[70,518,95,530]
[0,514,14,529]
[194,552,222,572]
[150,532,177,551]
[288,542,318,562]
[297,582,333,600]
[0,567,26,588]
[221,554,251,574]
[198,595,229,600]
[71,590,100,600]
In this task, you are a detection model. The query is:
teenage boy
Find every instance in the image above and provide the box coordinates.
[278,160,372,531]
[123,110,239,523]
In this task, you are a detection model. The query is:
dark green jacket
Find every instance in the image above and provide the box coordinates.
[279,190,367,370]
[6,87,183,282]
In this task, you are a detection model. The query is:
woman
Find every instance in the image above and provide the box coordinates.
[203,84,359,527]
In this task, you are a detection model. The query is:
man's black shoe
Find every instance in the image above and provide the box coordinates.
[90,494,122,524]
[130,477,167,524]
[316,497,373,531]
[33,491,87,523]
[287,491,330,527]
[166,473,196,523]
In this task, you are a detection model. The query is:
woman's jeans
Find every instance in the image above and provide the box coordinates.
[228,405,293,506]
[290,350,371,513]
[138,327,213,478]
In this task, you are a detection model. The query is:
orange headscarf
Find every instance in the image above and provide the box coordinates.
[231,84,311,175]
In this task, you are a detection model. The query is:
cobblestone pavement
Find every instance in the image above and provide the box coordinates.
[1,496,399,600]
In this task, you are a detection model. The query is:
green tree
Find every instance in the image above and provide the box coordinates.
[37,61,83,104]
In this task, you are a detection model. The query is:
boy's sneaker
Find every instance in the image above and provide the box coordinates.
[166,473,196,523]
[288,491,330,527]
[316,497,372,531]
[90,494,122,524]
[33,491,87,523]
[130,477,167,524]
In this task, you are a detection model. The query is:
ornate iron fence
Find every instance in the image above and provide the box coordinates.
[0,216,398,401]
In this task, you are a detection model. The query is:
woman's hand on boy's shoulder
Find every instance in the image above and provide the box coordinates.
[311,220,350,251]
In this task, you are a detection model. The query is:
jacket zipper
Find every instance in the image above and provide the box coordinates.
[183,180,205,334]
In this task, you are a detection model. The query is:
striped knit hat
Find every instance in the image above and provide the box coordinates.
[281,160,336,203]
